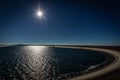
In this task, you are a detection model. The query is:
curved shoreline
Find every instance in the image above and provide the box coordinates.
[55,46,120,80]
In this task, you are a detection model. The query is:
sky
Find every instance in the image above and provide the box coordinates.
[0,0,120,45]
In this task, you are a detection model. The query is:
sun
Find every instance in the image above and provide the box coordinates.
[35,9,46,21]
[36,10,43,17]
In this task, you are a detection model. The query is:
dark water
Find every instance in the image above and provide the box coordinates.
[0,46,112,80]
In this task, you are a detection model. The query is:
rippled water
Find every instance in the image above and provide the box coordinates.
[0,46,111,80]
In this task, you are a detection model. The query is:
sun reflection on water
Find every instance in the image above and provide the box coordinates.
[25,46,48,54]
[18,46,52,79]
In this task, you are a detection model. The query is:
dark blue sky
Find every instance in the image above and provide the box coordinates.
[0,0,120,45]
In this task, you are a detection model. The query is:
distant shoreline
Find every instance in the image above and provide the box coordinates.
[55,46,120,80]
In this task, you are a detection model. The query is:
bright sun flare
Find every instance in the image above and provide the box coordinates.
[37,10,43,17]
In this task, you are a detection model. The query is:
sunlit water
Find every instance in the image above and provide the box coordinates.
[0,46,113,80]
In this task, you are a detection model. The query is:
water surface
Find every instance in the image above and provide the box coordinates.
[0,46,112,80]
